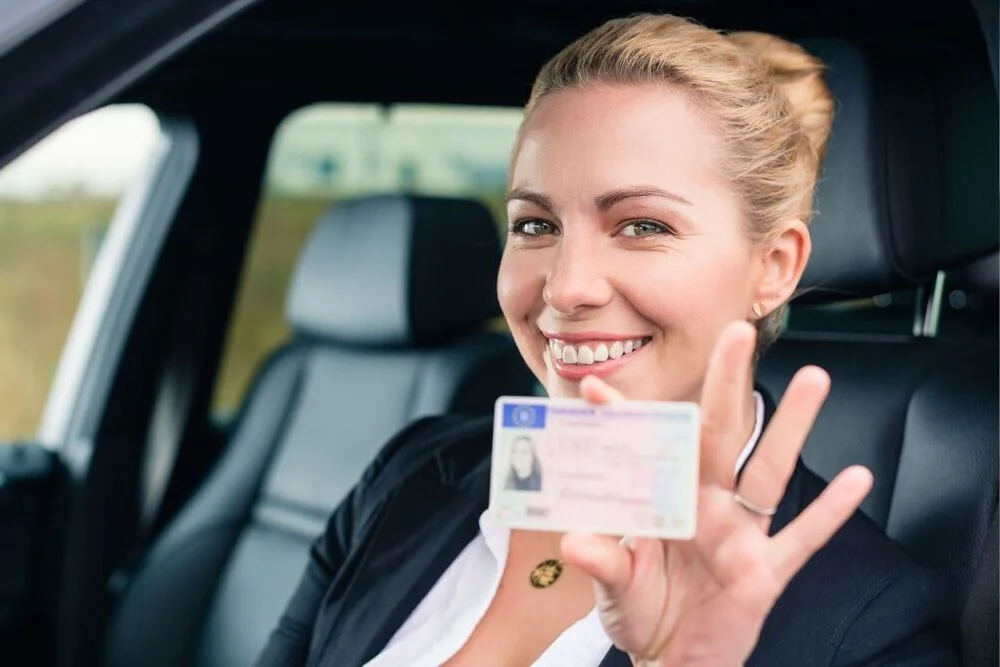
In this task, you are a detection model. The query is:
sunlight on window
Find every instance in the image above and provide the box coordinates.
[0,104,161,439]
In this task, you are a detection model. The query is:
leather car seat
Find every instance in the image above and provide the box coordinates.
[757,38,998,658]
[103,194,537,667]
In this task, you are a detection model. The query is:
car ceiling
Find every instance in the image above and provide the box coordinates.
[128,0,992,110]
[0,0,993,172]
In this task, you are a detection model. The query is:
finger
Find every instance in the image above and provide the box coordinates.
[561,532,633,597]
[735,365,830,530]
[579,375,627,405]
[769,465,873,583]
[699,321,758,487]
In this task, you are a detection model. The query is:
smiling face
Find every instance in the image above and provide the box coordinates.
[499,83,803,402]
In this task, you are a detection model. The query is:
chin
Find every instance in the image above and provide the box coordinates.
[543,374,582,398]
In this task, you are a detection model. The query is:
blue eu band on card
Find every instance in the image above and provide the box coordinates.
[502,403,547,429]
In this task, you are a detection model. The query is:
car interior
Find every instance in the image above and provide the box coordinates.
[0,1,994,666]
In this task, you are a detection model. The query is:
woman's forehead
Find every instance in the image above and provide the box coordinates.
[511,84,723,202]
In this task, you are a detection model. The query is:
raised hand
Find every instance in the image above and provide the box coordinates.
[559,321,873,666]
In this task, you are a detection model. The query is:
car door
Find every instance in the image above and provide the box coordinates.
[0,1,260,664]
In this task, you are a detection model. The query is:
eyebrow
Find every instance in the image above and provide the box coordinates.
[505,189,555,213]
[506,185,692,212]
[595,186,692,209]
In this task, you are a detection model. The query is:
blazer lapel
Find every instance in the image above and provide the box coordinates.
[316,460,490,667]
[599,647,633,666]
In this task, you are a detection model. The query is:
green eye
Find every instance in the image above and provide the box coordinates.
[620,220,668,237]
[511,219,557,236]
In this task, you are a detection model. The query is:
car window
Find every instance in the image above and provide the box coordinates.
[213,103,522,416]
[0,104,161,440]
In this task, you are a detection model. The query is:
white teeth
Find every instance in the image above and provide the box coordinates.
[550,337,648,366]
[562,345,577,363]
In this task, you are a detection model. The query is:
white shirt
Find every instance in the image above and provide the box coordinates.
[364,392,766,667]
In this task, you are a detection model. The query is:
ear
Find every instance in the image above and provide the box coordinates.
[755,219,811,311]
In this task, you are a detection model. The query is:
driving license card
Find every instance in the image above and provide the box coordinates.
[489,396,700,540]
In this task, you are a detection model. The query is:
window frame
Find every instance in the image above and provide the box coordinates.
[35,113,199,471]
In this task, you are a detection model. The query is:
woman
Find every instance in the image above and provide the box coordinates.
[505,435,543,492]
[256,14,958,666]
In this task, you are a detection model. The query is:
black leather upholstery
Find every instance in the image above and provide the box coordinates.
[934,63,999,270]
[941,251,998,339]
[961,508,998,667]
[888,343,999,610]
[759,37,998,658]
[287,195,502,346]
[951,252,1000,302]
[798,40,936,299]
[796,40,999,302]
[103,195,536,667]
[757,337,953,525]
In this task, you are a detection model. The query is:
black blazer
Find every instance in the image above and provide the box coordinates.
[256,398,960,667]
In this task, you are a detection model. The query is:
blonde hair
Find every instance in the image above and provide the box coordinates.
[519,14,834,353]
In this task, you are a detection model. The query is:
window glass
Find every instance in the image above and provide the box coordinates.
[213,103,522,415]
[0,104,161,439]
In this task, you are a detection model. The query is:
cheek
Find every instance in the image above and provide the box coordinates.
[497,250,541,323]
[617,245,755,331]
[693,248,758,314]
[497,250,547,372]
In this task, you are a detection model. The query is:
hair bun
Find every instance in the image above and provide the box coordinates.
[728,31,834,162]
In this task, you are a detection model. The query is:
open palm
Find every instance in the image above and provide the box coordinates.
[561,321,873,666]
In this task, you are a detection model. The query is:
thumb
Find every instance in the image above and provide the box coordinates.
[561,533,633,597]
[579,375,627,406]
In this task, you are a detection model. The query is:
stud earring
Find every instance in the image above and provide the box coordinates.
[752,303,765,319]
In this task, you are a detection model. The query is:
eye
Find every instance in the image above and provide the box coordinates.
[509,218,558,237]
[618,220,672,238]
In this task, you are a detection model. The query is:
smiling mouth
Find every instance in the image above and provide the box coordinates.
[548,336,652,366]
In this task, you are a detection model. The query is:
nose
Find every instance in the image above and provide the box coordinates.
[543,233,614,315]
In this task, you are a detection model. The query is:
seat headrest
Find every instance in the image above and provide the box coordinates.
[286,194,502,346]
[797,39,998,302]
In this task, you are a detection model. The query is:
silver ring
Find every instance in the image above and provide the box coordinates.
[733,492,777,517]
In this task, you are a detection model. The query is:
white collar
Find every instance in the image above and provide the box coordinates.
[735,390,766,475]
